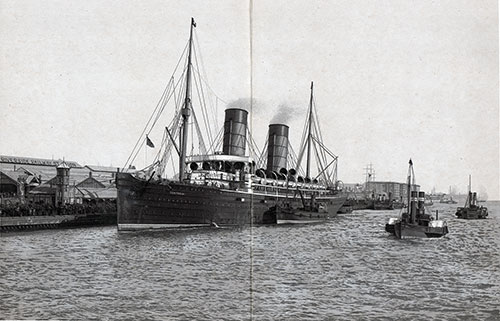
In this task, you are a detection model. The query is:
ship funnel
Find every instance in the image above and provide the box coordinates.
[418,191,425,209]
[222,108,248,156]
[266,124,289,174]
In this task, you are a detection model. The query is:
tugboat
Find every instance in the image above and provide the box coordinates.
[455,175,488,219]
[385,159,449,239]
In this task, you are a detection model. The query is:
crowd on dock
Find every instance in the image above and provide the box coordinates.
[0,200,116,217]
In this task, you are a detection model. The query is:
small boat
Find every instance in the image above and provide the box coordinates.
[439,196,457,204]
[391,200,404,209]
[367,199,403,210]
[455,175,488,219]
[370,199,394,210]
[385,159,449,239]
[424,197,433,206]
[439,186,457,204]
[337,205,353,214]
[341,196,372,211]
[273,201,331,224]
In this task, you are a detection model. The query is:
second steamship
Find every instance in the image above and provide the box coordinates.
[115,18,345,230]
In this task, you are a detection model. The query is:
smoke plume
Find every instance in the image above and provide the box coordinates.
[270,103,302,125]
[226,98,264,113]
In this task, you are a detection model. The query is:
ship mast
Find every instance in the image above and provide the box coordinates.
[407,159,414,224]
[179,18,196,182]
[306,81,314,179]
[467,174,471,207]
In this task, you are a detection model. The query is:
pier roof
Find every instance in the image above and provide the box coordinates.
[0,155,81,168]
[74,187,117,199]
[85,165,122,173]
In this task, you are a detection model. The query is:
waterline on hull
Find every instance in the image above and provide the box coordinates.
[118,223,212,231]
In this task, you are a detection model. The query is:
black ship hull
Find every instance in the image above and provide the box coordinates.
[386,221,449,239]
[271,197,346,224]
[276,210,338,224]
[371,201,394,210]
[337,205,353,214]
[455,207,488,219]
[384,160,449,239]
[116,172,345,230]
[342,199,371,211]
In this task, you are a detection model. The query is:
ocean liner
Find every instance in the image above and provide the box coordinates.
[115,18,345,230]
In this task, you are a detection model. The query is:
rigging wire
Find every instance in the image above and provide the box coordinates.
[194,31,228,108]
[123,79,171,170]
[192,63,214,148]
[191,45,212,136]
[246,127,265,165]
[190,107,208,155]
[206,126,224,153]
[123,40,190,170]
[295,102,310,170]
[312,96,329,171]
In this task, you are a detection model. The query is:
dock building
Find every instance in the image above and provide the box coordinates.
[365,181,420,203]
[0,155,121,205]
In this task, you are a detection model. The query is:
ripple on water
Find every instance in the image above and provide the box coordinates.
[1,202,500,320]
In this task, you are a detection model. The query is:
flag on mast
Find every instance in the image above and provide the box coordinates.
[146,135,155,148]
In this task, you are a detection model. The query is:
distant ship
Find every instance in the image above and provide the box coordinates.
[428,193,444,201]
[367,199,404,210]
[337,197,371,213]
[115,18,345,230]
[385,160,449,239]
[424,196,434,206]
[439,196,457,204]
[440,186,458,204]
[456,175,488,219]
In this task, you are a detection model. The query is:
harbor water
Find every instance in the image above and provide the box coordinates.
[1,202,499,320]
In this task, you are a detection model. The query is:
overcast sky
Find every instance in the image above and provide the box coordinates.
[1,0,498,199]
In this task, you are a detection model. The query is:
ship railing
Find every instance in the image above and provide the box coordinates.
[188,170,250,190]
[251,182,333,197]
[187,170,333,196]
[252,177,327,191]
[429,220,446,228]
